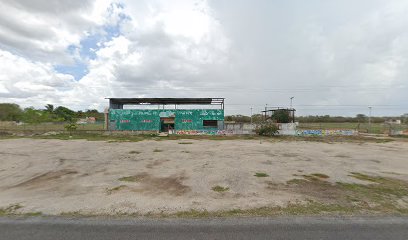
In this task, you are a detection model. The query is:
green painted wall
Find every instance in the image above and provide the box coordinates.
[174,109,224,130]
[109,109,160,131]
[109,109,224,131]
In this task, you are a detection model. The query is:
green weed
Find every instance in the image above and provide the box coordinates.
[118,176,142,182]
[129,150,141,154]
[106,185,127,194]
[212,185,229,192]
[254,172,269,177]
[311,173,330,179]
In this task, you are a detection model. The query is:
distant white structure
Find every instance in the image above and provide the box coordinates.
[77,117,96,124]
[385,119,401,125]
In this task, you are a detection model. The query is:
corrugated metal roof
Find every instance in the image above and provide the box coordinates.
[106,98,224,105]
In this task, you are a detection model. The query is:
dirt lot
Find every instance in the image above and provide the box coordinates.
[1,138,408,216]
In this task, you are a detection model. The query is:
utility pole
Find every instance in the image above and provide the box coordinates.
[290,97,294,109]
[265,104,268,120]
[250,107,253,124]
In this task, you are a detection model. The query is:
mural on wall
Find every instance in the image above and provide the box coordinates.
[109,109,224,131]
[199,109,223,116]
[296,129,357,136]
[175,130,232,135]
[175,109,224,131]
[159,111,175,118]
[109,109,160,131]
[390,129,408,136]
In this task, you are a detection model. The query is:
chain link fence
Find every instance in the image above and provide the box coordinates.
[297,122,408,135]
[0,121,105,134]
[1,121,407,136]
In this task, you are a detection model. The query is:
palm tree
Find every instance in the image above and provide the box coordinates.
[45,104,54,113]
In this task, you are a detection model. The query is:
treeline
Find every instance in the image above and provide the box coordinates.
[0,103,103,123]
[296,114,406,123]
[2,102,406,124]
[225,114,408,124]
[224,114,264,123]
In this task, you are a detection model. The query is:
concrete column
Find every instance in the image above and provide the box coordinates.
[104,108,109,130]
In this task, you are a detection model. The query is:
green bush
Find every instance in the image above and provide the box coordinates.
[272,109,291,123]
[64,123,77,136]
[255,123,279,136]
[0,103,23,121]
[64,123,77,131]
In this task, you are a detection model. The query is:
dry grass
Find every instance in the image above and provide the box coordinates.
[1,138,407,218]
[118,173,190,196]
[169,202,357,218]
[5,171,408,218]
[276,173,408,215]
[118,176,143,182]
[106,185,127,195]
[0,204,42,217]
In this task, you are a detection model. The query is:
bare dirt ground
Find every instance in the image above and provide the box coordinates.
[1,138,408,216]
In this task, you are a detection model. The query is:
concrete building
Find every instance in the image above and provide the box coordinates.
[105,98,225,134]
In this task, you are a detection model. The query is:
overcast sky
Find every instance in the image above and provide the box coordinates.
[0,0,407,116]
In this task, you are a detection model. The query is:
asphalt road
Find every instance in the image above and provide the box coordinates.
[1,216,407,240]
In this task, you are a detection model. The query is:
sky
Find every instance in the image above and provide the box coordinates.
[0,0,407,116]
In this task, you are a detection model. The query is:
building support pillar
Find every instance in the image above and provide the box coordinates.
[104,108,109,130]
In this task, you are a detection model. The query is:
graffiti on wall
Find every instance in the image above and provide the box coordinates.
[390,129,408,136]
[175,130,232,135]
[159,111,176,118]
[199,109,223,116]
[178,111,193,116]
[296,129,357,136]
[110,109,224,131]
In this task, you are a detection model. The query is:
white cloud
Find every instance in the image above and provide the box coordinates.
[0,49,75,106]
[206,0,408,115]
[0,0,408,116]
[57,0,231,110]
[0,0,116,64]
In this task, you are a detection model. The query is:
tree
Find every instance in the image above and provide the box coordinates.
[271,109,291,123]
[21,107,52,123]
[84,109,103,120]
[224,115,251,123]
[54,106,76,122]
[0,103,23,121]
[64,123,77,136]
[356,114,367,123]
[251,114,264,123]
[402,113,408,124]
[44,104,54,113]
[255,122,279,136]
[86,109,99,114]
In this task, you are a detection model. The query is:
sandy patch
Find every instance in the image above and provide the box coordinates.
[0,138,407,215]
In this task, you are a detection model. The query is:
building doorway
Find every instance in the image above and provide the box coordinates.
[160,117,175,132]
